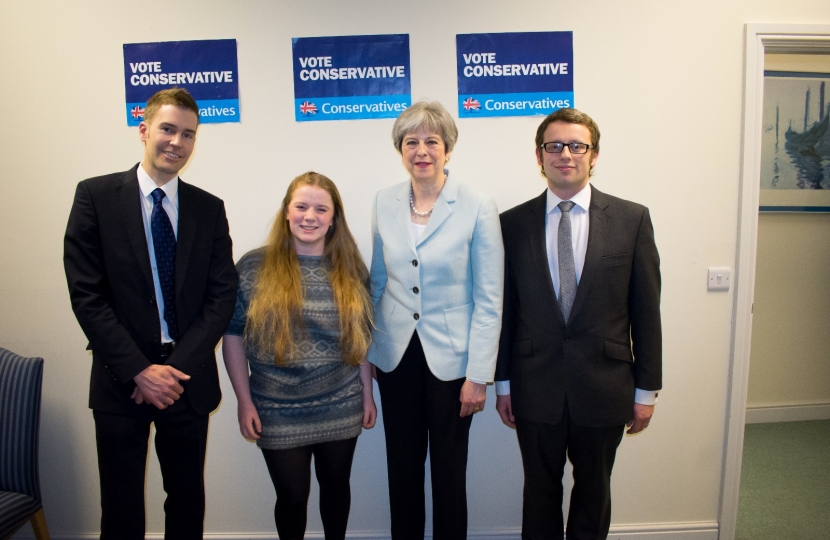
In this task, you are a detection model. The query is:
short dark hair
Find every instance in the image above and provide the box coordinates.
[535,108,600,153]
[143,88,200,125]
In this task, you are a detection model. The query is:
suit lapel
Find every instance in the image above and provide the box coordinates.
[569,185,608,322]
[120,167,155,292]
[175,180,196,299]
[393,182,418,255]
[416,176,457,247]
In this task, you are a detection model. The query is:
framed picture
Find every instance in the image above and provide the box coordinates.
[760,71,830,212]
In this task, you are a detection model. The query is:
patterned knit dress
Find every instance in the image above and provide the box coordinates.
[226,248,363,450]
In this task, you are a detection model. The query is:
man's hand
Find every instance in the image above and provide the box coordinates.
[133,364,190,410]
[130,385,146,404]
[459,380,486,417]
[626,403,655,434]
[496,394,516,429]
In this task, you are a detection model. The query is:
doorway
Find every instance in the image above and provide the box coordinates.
[719,23,830,540]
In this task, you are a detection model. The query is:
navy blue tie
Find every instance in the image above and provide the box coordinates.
[151,188,179,341]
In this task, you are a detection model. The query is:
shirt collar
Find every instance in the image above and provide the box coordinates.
[137,163,179,202]
[546,183,591,214]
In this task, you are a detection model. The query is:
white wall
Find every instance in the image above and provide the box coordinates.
[2,1,829,538]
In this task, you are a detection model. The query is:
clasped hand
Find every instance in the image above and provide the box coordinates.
[131,364,191,409]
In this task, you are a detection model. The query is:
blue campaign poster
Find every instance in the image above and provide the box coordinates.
[456,32,573,118]
[123,39,239,126]
[292,34,411,122]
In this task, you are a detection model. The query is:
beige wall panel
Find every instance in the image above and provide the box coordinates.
[749,213,830,405]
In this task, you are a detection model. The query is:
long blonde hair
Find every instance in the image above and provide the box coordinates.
[245,172,372,366]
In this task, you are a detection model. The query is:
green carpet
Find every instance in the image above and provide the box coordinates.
[736,419,830,540]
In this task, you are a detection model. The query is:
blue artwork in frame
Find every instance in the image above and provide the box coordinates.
[760,71,830,212]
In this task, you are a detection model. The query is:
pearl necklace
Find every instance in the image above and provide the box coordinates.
[409,185,435,217]
[410,176,446,217]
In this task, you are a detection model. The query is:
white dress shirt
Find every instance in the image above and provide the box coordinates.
[137,164,179,344]
[496,185,657,405]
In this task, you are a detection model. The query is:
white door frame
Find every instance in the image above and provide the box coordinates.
[718,23,830,540]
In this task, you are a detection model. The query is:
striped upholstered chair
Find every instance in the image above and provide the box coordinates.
[0,348,49,540]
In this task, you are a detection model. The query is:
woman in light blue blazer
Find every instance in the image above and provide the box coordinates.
[368,101,504,540]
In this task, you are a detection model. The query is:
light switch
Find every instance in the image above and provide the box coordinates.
[708,267,731,291]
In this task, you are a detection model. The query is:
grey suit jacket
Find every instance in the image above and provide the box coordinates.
[367,175,504,382]
[64,164,238,415]
[496,185,662,427]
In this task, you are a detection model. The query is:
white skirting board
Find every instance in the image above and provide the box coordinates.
[20,522,719,540]
[607,522,719,539]
[745,401,830,424]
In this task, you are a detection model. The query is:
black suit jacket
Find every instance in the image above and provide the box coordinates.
[496,185,661,427]
[64,164,238,415]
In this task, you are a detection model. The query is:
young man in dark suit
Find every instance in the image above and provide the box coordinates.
[495,108,662,540]
[64,88,237,540]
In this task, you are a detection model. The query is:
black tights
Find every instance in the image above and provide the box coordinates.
[260,437,358,540]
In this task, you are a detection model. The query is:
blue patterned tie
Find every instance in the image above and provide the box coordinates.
[557,201,577,323]
[151,188,179,341]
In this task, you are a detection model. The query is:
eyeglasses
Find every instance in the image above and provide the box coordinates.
[540,142,593,154]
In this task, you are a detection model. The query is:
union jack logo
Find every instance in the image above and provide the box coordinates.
[299,101,318,115]
[462,97,481,111]
[131,106,145,119]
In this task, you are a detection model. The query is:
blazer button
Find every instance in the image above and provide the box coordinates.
[412,286,419,294]
[150,297,156,306]
[564,333,570,342]
[411,259,418,267]
[413,313,420,320]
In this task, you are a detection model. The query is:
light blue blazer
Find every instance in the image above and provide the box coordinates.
[368,175,504,382]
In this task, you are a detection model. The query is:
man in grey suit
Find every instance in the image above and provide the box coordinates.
[495,108,662,540]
